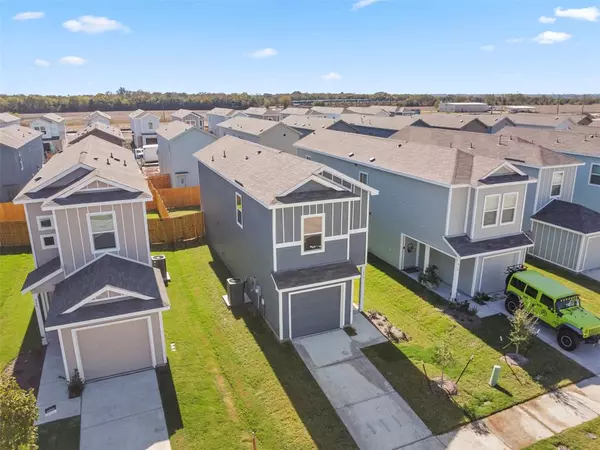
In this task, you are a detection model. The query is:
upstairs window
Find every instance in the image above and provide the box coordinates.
[500,192,518,225]
[235,193,243,228]
[482,194,500,227]
[590,164,600,186]
[148,122,154,130]
[40,235,57,249]
[551,171,564,198]
[88,212,118,253]
[302,214,324,254]
[359,171,369,185]
[37,215,54,231]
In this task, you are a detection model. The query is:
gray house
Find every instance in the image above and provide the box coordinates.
[280,107,311,118]
[240,107,283,121]
[281,116,357,138]
[295,130,536,298]
[156,121,217,187]
[69,123,126,147]
[475,115,516,134]
[507,114,575,131]
[0,112,21,128]
[14,135,169,381]
[194,136,377,340]
[207,108,236,134]
[340,114,425,138]
[171,109,205,130]
[0,125,43,202]
[217,116,302,154]
[419,115,493,133]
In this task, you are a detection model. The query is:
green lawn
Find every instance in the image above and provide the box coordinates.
[37,416,80,450]
[525,416,600,449]
[157,245,356,450]
[361,255,593,435]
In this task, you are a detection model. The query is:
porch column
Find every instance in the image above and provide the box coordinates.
[451,258,461,300]
[33,294,47,346]
[359,266,367,312]
[423,245,431,269]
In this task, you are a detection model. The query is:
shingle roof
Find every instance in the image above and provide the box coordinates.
[419,114,486,130]
[506,128,600,156]
[0,112,20,124]
[272,261,360,290]
[475,115,516,127]
[41,113,65,123]
[563,124,600,135]
[69,122,125,144]
[507,114,574,128]
[21,256,62,293]
[217,116,295,136]
[281,116,338,131]
[208,107,236,117]
[157,120,215,141]
[244,107,271,116]
[310,106,346,115]
[446,233,533,257]
[85,110,111,120]
[0,125,42,149]
[295,129,514,186]
[195,136,336,205]
[346,106,389,116]
[391,126,581,168]
[171,109,202,119]
[340,114,420,131]
[281,107,311,116]
[129,109,145,118]
[590,120,600,128]
[532,200,600,234]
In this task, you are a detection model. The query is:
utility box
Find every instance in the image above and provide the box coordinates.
[227,277,245,306]
[151,255,169,284]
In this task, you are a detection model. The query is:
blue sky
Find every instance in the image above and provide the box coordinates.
[2,0,599,95]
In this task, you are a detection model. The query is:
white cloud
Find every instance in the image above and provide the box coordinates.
[247,48,277,58]
[480,45,495,52]
[59,56,87,66]
[533,31,572,44]
[539,16,556,24]
[34,59,50,67]
[12,11,44,20]
[555,6,600,22]
[62,15,130,34]
[321,72,342,81]
[351,0,382,11]
[506,37,525,44]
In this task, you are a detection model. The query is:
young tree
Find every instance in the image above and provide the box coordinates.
[0,373,38,449]
[508,308,537,356]
[433,341,455,384]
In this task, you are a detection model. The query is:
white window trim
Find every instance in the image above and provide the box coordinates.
[481,194,501,228]
[359,171,368,185]
[300,213,325,255]
[589,163,600,188]
[235,192,243,229]
[40,234,57,249]
[550,170,564,198]
[500,192,518,226]
[37,215,55,231]
[86,211,120,254]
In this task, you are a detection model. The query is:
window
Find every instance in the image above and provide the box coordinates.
[40,234,57,249]
[34,126,40,131]
[590,164,600,186]
[551,171,564,198]
[510,277,526,292]
[302,214,324,254]
[359,171,368,185]
[540,294,554,311]
[482,194,500,227]
[235,193,243,228]
[148,122,154,130]
[500,192,518,225]
[525,285,539,299]
[39,126,46,134]
[305,155,312,161]
[88,212,118,253]
[37,215,54,231]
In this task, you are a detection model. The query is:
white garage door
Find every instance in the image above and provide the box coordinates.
[75,317,154,380]
[480,251,521,294]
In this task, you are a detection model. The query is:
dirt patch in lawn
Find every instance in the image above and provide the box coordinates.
[212,368,240,422]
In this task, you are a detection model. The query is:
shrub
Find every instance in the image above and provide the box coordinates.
[418,265,442,288]
[472,291,491,305]
[68,369,84,398]
[509,308,538,356]
[0,373,38,449]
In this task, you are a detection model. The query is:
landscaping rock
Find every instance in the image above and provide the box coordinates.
[366,310,410,342]
[433,377,458,396]
[503,353,529,367]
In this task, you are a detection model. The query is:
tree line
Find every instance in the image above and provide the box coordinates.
[1,88,599,114]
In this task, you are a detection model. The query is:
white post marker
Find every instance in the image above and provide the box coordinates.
[489,365,501,387]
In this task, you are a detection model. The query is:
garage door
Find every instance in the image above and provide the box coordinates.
[76,318,153,380]
[290,285,342,339]
[480,251,521,294]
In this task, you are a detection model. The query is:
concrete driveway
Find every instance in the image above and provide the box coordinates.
[294,329,432,450]
[80,370,170,450]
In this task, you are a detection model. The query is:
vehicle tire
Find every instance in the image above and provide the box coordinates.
[557,329,579,352]
[505,294,521,315]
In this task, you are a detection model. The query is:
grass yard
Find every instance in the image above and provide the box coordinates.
[361,255,593,435]
[525,416,600,449]
[156,245,356,449]
[147,207,200,220]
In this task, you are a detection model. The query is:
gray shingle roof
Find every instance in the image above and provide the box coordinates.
[506,128,600,156]
[217,116,296,136]
[41,113,65,123]
[281,107,311,116]
[0,112,20,124]
[391,126,581,168]
[0,125,42,149]
[84,110,111,120]
[243,107,281,117]
[295,129,514,186]
[171,109,202,119]
[446,233,534,257]
[69,122,125,144]
[129,109,145,118]
[281,116,338,131]
[507,114,574,128]
[340,114,420,131]
[272,261,360,290]
[419,114,486,130]
[310,106,346,115]
[157,121,194,140]
[346,106,389,116]
[208,107,236,117]
[475,115,516,127]
[21,256,62,293]
[532,200,600,234]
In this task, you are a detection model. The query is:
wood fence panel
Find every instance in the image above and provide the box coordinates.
[147,212,204,244]
[148,183,170,218]
[157,187,201,209]
[0,203,26,221]
[0,221,30,246]
[148,174,171,189]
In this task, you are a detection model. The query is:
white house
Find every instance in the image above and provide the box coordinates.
[439,102,491,113]
[240,107,283,122]
[217,116,302,154]
[0,112,21,128]
[170,109,204,130]
[84,111,111,127]
[207,107,236,134]
[30,113,67,153]
[309,107,347,120]
[129,109,160,148]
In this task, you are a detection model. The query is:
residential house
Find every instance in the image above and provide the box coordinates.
[84,111,111,127]
[217,116,302,154]
[507,114,575,131]
[590,120,600,128]
[0,112,21,128]
[129,110,160,148]
[156,121,217,187]
[340,114,425,138]
[475,115,516,134]
[69,123,126,147]
[309,107,347,120]
[15,135,170,381]
[281,116,357,138]
[170,109,205,130]
[30,113,67,153]
[194,136,377,340]
[438,102,491,113]
[240,107,283,121]
[207,107,236,134]
[397,107,421,116]
[564,124,600,135]
[280,107,311,118]
[419,114,492,133]
[568,114,594,126]
[295,130,536,298]
[0,125,43,201]
[346,106,392,117]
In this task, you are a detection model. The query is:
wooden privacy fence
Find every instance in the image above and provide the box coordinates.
[157,187,201,209]
[147,212,204,245]
[148,183,170,218]
[0,221,30,247]
[0,202,25,221]
[148,174,171,189]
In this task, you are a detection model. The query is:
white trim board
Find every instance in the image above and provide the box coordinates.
[45,305,169,331]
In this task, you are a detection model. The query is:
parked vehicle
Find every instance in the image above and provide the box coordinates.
[142,144,159,164]
[504,265,600,351]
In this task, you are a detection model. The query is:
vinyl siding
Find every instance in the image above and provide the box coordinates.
[470,183,527,240]
[25,202,60,267]
[583,235,600,270]
[447,186,469,236]
[533,166,577,212]
[429,248,455,286]
[276,238,348,271]
[457,257,476,295]
[568,154,600,213]
[530,221,582,271]
[0,137,44,202]
[259,125,301,155]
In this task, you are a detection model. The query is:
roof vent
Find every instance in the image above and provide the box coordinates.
[106,158,110,165]
[369,157,376,162]
[556,138,560,143]
[93,157,98,160]
[223,150,226,158]
[348,152,354,157]
[234,179,244,187]
[124,160,127,167]
[211,156,214,162]
[34,176,42,182]
[245,155,249,160]
[397,143,402,147]
[257,150,261,155]
[470,142,473,148]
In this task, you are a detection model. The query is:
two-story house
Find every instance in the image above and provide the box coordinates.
[280,107,311,118]
[157,121,216,187]
[30,113,67,153]
[0,112,21,128]
[475,115,516,134]
[170,109,204,130]
[207,108,236,134]
[15,135,170,382]
[309,107,347,120]
[129,109,160,147]
[340,114,425,138]
[217,116,302,154]
[84,111,111,127]
[0,125,43,201]
[240,107,283,121]
[295,130,536,298]
[419,115,493,133]
[507,114,576,131]
[194,136,377,340]
[281,116,358,138]
[69,122,126,147]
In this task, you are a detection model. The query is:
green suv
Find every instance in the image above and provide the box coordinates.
[505,266,600,351]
